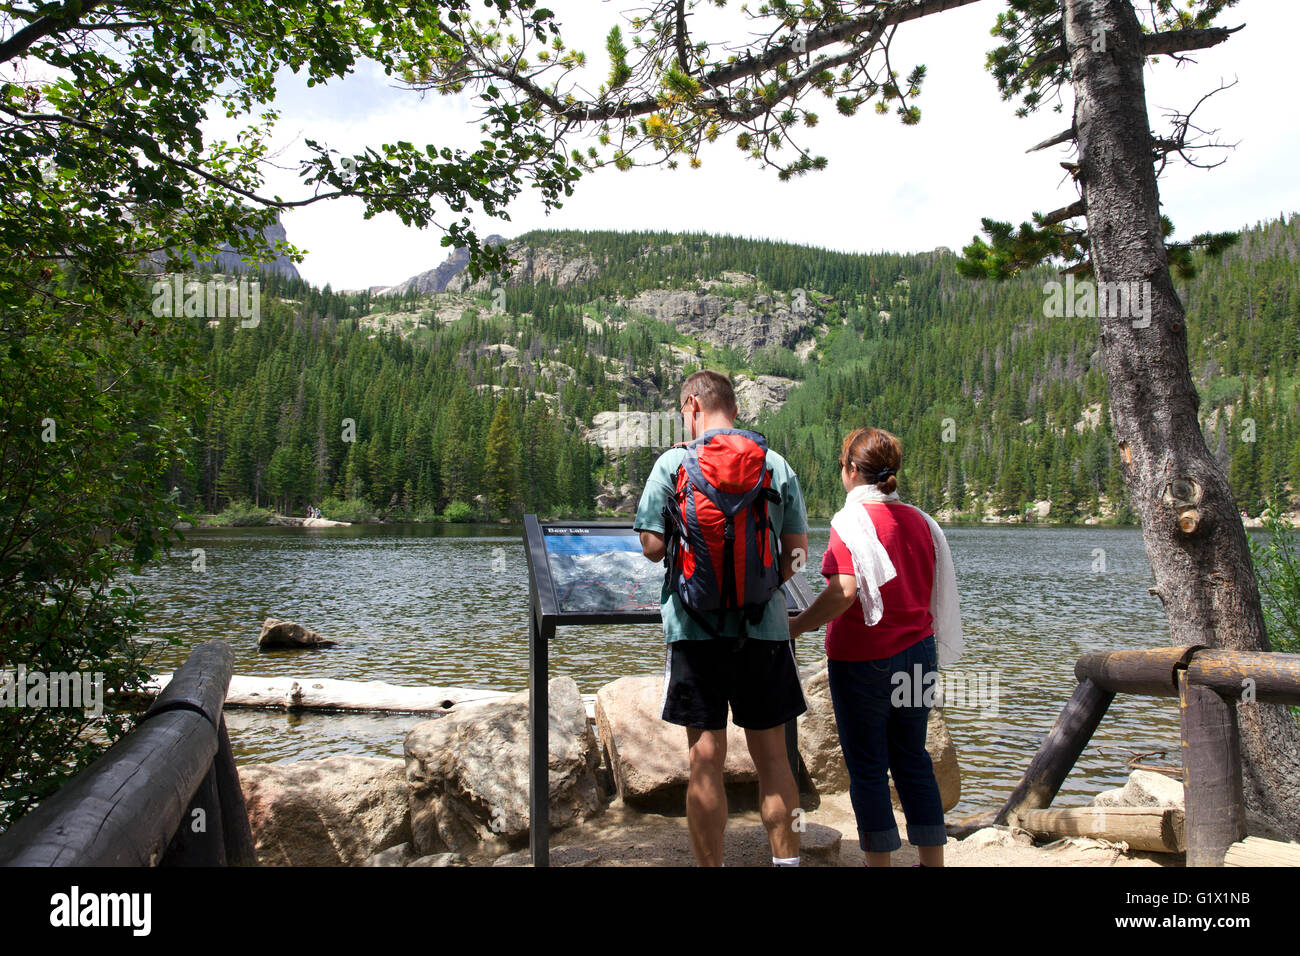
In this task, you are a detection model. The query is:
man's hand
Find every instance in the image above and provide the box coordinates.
[640,529,666,563]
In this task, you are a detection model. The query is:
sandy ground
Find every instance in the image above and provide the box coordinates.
[489,791,1177,867]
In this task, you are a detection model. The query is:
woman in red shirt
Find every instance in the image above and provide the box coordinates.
[790,427,959,867]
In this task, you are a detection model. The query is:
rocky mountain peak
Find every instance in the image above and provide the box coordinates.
[377,234,510,297]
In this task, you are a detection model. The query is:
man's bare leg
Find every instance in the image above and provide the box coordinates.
[744,725,800,860]
[686,727,728,866]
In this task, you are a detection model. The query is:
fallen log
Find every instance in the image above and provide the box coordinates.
[1014,806,1185,853]
[147,673,512,714]
[144,673,598,719]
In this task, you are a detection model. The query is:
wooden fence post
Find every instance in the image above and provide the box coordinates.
[1179,670,1246,866]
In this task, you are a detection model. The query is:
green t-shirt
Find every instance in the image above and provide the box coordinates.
[632,432,808,642]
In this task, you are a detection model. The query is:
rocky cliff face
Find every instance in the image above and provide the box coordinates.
[444,238,600,293]
[210,213,301,280]
[152,211,302,280]
[383,238,823,360]
[620,288,821,358]
[380,235,600,297]
[732,374,797,423]
[379,234,509,296]
[581,374,798,514]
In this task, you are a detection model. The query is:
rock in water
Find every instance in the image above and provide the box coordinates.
[595,673,758,809]
[1092,769,1184,809]
[239,756,411,866]
[404,677,603,855]
[257,617,336,650]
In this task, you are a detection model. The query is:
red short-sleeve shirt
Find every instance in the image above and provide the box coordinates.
[820,501,935,661]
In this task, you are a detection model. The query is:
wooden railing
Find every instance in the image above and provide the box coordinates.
[0,640,255,866]
[995,645,1300,865]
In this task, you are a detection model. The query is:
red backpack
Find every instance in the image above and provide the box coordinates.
[662,428,783,638]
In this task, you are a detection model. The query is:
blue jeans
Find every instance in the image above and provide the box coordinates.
[828,635,947,853]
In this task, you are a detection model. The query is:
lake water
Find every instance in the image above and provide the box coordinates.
[131,522,1185,818]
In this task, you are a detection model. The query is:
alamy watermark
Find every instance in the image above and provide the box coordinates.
[151,274,261,328]
[50,886,150,936]
[891,664,1001,717]
[1043,274,1152,329]
[1,666,104,716]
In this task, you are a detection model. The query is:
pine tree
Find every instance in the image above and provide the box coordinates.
[483,399,522,518]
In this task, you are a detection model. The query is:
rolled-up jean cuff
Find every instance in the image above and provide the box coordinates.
[859,827,902,853]
[906,823,948,847]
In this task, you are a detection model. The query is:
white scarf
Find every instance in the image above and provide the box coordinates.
[829,484,965,669]
[830,484,899,629]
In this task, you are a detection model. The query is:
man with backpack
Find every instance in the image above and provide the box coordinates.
[634,370,810,867]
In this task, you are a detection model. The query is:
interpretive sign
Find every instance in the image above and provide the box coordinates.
[523,515,815,865]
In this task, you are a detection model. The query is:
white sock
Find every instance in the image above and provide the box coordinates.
[772,855,800,867]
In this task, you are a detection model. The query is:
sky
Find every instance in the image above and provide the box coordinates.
[221,0,1300,291]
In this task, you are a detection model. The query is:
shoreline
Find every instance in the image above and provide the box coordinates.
[174,511,1299,530]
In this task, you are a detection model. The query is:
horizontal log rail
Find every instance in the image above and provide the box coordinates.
[999,645,1300,866]
[1074,645,1205,697]
[0,641,256,867]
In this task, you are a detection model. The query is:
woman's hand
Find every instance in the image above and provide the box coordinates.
[792,575,859,637]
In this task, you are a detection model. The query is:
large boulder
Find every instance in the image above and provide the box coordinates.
[891,707,961,814]
[620,288,820,358]
[404,677,603,855]
[797,658,961,812]
[595,673,759,810]
[797,664,850,793]
[239,756,411,866]
[257,617,335,650]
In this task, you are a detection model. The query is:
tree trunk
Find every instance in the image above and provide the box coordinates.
[1065,0,1300,839]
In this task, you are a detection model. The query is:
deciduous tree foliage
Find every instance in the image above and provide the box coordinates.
[0,0,578,826]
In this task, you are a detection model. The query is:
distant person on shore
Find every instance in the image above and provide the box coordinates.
[634,369,810,867]
[789,426,963,867]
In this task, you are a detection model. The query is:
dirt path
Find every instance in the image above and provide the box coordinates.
[495,791,1177,867]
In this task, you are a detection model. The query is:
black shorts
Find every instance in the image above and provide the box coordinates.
[660,637,808,731]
